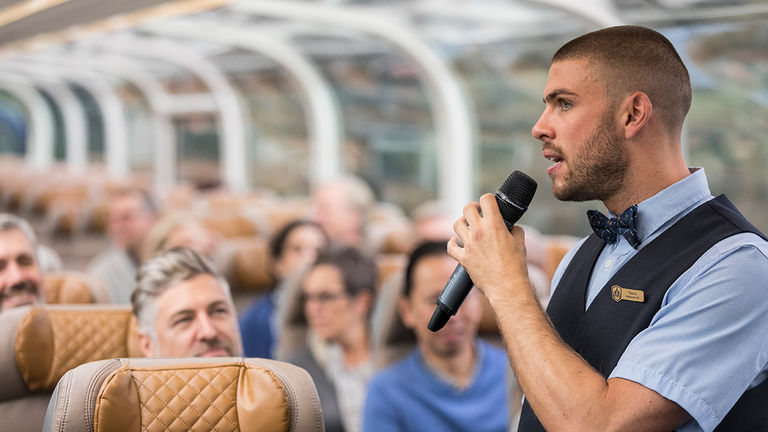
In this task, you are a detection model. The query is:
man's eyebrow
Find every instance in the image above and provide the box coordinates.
[169,309,194,322]
[543,89,578,104]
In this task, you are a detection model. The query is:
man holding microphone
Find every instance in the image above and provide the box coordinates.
[448,25,768,431]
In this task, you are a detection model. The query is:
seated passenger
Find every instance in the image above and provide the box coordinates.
[0,213,44,311]
[87,187,157,304]
[142,213,220,261]
[363,241,510,432]
[312,176,375,253]
[240,219,328,358]
[289,247,377,432]
[131,246,242,357]
[411,200,455,243]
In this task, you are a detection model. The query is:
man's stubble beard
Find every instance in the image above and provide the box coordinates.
[552,114,629,203]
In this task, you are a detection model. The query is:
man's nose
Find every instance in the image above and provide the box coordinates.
[3,261,25,283]
[532,111,554,142]
[195,314,219,340]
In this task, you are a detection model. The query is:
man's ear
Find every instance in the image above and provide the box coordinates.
[137,331,156,357]
[622,91,653,139]
[397,297,415,329]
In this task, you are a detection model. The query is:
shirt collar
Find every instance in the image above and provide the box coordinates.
[634,167,712,244]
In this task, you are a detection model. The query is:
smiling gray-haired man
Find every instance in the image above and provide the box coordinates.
[131,246,242,358]
[0,213,44,312]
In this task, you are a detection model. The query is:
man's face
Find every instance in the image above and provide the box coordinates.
[108,193,155,252]
[532,59,629,202]
[273,225,327,279]
[399,254,482,358]
[0,229,42,311]
[141,274,242,357]
[165,223,218,260]
[313,185,362,246]
[302,264,367,343]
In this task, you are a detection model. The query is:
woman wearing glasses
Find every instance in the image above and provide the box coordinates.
[288,247,377,432]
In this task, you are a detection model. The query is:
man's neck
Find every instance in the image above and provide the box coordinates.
[604,145,690,215]
[420,340,478,389]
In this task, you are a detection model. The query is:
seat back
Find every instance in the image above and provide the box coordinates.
[0,305,142,432]
[273,270,310,360]
[370,269,414,369]
[44,357,325,432]
[216,237,275,294]
[43,271,112,304]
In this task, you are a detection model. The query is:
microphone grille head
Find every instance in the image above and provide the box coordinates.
[496,171,537,222]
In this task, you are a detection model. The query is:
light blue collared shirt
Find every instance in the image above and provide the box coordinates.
[550,168,768,432]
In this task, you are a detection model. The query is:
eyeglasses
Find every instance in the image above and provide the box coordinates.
[302,291,348,305]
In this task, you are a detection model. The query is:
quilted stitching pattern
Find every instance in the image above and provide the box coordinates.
[133,366,240,432]
[47,310,131,387]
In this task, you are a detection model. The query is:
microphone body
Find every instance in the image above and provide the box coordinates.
[428,170,537,332]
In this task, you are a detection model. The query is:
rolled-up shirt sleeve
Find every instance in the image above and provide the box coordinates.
[610,234,768,432]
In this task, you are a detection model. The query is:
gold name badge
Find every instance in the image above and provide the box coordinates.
[611,285,645,303]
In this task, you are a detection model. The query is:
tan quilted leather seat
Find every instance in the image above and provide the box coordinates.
[216,237,275,293]
[0,305,143,432]
[43,271,112,304]
[44,357,325,432]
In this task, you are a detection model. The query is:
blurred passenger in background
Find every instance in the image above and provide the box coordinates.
[131,246,242,358]
[289,247,377,432]
[410,200,455,243]
[363,241,509,432]
[312,176,375,253]
[0,213,44,311]
[240,219,328,358]
[87,187,157,304]
[142,213,220,261]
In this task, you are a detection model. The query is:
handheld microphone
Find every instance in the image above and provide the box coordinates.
[428,170,537,332]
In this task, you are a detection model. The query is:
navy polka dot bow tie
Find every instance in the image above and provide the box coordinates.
[587,205,641,249]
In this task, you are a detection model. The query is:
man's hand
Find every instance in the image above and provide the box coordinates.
[447,193,531,303]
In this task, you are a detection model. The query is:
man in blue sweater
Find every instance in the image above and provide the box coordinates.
[363,241,509,432]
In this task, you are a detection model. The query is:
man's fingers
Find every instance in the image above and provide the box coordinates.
[478,193,504,226]
[463,201,482,227]
[453,216,470,240]
[446,236,464,261]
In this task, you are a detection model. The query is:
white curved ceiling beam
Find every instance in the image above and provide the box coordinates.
[144,17,342,188]
[62,52,179,194]
[233,0,476,216]
[0,73,54,169]
[524,0,623,27]
[21,54,130,177]
[93,35,248,192]
[1,61,88,171]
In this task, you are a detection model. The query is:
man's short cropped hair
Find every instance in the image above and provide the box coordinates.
[553,25,691,132]
[403,241,450,298]
[131,246,229,335]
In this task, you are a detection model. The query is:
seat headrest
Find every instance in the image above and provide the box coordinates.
[216,238,275,293]
[45,357,324,432]
[1,305,142,398]
[43,272,111,304]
